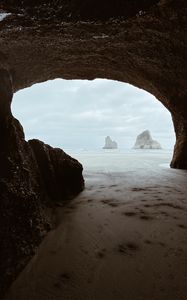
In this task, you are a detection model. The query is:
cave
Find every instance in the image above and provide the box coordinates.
[0,0,187,298]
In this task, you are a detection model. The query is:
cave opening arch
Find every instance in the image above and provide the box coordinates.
[12,78,175,170]
[10,61,186,170]
[0,0,186,169]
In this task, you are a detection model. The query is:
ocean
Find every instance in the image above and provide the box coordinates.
[66,149,173,173]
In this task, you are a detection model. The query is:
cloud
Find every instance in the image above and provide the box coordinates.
[12,79,175,150]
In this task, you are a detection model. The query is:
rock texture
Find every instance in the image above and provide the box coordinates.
[170,117,187,169]
[29,139,84,203]
[0,0,187,296]
[103,136,118,149]
[133,130,162,149]
[0,70,84,298]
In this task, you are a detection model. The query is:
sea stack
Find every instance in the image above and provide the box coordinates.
[103,136,118,149]
[133,130,162,149]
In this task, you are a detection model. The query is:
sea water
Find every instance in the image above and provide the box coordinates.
[66,149,173,173]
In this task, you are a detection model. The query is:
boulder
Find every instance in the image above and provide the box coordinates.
[29,139,84,203]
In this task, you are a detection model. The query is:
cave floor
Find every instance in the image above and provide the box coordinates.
[4,154,187,300]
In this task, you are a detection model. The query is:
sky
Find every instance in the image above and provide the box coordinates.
[12,78,175,151]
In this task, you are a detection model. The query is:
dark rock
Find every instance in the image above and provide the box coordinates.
[0,1,159,21]
[0,69,13,118]
[170,116,187,169]
[28,139,84,203]
[0,69,84,298]
[0,114,48,297]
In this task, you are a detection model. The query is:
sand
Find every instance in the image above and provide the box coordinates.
[4,151,187,300]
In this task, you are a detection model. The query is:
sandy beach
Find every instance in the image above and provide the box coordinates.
[4,151,187,300]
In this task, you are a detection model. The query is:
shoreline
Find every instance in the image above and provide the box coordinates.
[4,161,187,300]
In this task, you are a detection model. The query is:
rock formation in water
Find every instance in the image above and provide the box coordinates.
[133,130,162,149]
[0,0,187,297]
[103,136,118,149]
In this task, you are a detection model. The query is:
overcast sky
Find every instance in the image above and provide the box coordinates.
[12,79,175,151]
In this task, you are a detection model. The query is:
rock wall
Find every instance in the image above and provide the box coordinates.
[0,0,159,21]
[170,115,187,169]
[0,70,84,298]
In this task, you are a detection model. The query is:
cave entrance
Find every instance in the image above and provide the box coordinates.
[12,78,175,173]
[3,76,187,300]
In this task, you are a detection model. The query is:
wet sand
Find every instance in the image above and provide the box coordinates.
[4,153,187,300]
